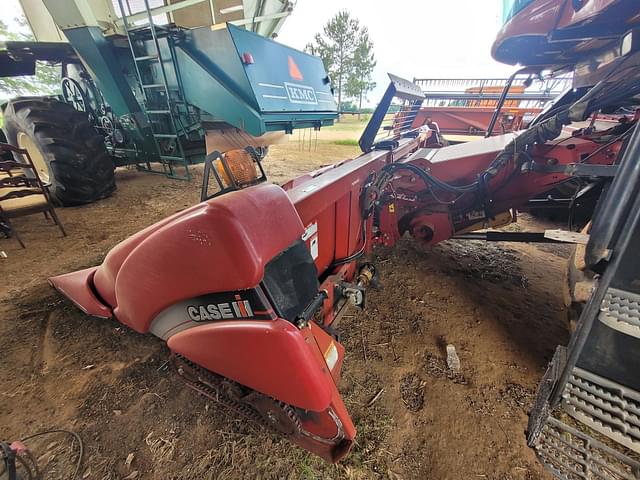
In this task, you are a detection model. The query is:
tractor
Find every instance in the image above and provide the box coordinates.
[0,0,337,205]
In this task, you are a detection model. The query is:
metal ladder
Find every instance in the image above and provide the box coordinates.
[116,0,190,180]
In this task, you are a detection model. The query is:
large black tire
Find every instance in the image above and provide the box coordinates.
[2,96,115,206]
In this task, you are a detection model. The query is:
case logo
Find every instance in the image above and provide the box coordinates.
[284,82,318,105]
[187,295,254,321]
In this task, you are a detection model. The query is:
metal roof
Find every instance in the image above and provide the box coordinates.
[20,0,294,42]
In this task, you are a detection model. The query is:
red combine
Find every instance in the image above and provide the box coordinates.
[50,0,640,475]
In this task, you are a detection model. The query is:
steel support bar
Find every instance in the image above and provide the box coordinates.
[229,11,292,27]
[486,67,532,137]
[525,198,572,208]
[530,163,619,177]
[453,231,565,243]
[114,0,208,27]
[422,92,557,101]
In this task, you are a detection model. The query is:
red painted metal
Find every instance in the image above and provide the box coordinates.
[413,106,540,137]
[48,105,625,463]
[168,318,332,411]
[48,267,111,319]
[80,183,303,333]
[168,317,355,462]
[493,0,635,68]
[389,131,618,244]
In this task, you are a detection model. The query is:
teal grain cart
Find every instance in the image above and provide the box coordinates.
[0,0,337,205]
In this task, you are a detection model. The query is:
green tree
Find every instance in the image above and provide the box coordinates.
[0,17,60,100]
[306,11,361,113]
[345,28,376,119]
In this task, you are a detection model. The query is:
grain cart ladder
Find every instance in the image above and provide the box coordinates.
[117,0,190,179]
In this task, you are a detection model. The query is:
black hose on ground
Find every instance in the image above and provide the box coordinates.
[2,429,85,480]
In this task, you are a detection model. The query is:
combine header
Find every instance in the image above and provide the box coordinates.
[411,76,572,142]
[46,0,640,475]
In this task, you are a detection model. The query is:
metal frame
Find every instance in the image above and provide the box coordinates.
[358,74,425,153]
[200,148,267,202]
[113,0,209,27]
[117,0,191,180]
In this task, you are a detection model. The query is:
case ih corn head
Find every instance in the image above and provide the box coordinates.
[46,0,640,476]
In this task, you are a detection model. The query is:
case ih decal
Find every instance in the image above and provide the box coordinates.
[148,289,273,340]
[187,295,254,321]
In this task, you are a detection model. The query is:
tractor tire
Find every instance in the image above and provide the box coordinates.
[2,96,115,206]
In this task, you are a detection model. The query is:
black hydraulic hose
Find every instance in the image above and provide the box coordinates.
[21,429,84,480]
[382,107,572,200]
[330,221,368,268]
[383,163,479,193]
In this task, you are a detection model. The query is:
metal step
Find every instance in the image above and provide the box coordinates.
[135,55,159,61]
[534,416,640,480]
[562,367,640,454]
[127,25,170,38]
[600,288,640,338]
[142,83,165,89]
[146,109,171,114]
[153,133,178,139]
[159,155,185,161]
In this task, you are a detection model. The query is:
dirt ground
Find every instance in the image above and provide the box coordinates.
[0,122,571,479]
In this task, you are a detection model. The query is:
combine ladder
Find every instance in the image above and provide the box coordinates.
[116,0,191,180]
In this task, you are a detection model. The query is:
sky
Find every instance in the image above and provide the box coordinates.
[277,0,516,105]
[4,0,517,105]
[5,1,25,27]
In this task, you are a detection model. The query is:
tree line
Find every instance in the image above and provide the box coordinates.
[306,10,376,115]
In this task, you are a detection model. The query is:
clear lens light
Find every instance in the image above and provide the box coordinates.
[622,31,634,57]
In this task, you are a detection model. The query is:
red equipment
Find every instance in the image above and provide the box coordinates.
[49,118,626,462]
[49,0,640,464]
[409,78,566,140]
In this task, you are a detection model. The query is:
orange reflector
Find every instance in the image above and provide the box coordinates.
[216,149,259,186]
[288,56,303,81]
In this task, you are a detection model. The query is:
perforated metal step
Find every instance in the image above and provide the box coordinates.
[534,416,640,480]
[600,288,640,339]
[562,368,640,455]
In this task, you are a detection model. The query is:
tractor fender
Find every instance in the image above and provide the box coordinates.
[167,319,335,412]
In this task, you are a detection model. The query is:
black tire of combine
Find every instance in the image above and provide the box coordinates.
[2,96,115,206]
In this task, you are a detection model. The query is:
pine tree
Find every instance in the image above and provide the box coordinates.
[306,11,361,114]
[345,28,376,119]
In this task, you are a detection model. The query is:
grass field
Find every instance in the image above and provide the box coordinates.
[264,116,368,183]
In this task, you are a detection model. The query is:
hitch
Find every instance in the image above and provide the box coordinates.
[295,290,329,328]
[337,263,377,310]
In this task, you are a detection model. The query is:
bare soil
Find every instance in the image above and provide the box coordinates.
[0,127,571,479]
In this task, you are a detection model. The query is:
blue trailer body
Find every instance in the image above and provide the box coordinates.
[173,24,337,136]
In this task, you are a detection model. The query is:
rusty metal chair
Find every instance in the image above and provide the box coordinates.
[0,142,66,248]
